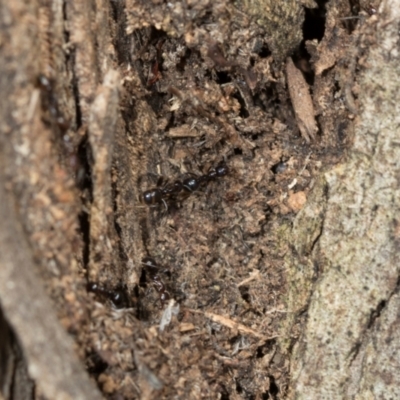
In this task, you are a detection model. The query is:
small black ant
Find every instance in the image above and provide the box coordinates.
[205,164,229,181]
[141,257,170,308]
[180,164,229,195]
[142,163,228,208]
[87,282,129,309]
[182,175,202,192]
[181,164,228,193]
[142,180,182,208]
[37,74,70,131]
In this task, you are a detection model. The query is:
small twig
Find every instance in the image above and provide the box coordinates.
[188,309,272,339]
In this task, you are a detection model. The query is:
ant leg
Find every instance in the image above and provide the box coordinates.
[157,175,167,187]
[162,198,168,211]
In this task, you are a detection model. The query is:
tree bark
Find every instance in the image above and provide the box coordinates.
[289,1,400,398]
[0,0,398,399]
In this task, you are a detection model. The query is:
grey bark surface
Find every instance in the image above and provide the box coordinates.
[289,1,400,398]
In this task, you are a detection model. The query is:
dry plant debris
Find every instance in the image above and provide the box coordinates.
[286,58,317,142]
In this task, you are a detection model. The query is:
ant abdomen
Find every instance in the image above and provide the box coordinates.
[215,164,229,177]
[143,188,163,205]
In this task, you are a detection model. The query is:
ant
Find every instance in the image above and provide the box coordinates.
[205,164,229,181]
[142,179,183,208]
[87,282,130,309]
[181,163,229,195]
[142,163,229,208]
[37,74,70,131]
[141,257,170,308]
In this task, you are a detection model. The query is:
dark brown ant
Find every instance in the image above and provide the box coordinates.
[87,282,129,309]
[205,164,229,181]
[37,74,70,131]
[142,257,170,308]
[182,174,204,192]
[147,39,164,87]
[142,179,181,206]
[180,164,229,195]
[142,163,228,208]
[142,187,164,206]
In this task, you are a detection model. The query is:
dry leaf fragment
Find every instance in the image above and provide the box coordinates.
[237,269,261,287]
[166,124,200,138]
[286,57,318,142]
[189,309,265,338]
[179,323,196,332]
[287,191,307,212]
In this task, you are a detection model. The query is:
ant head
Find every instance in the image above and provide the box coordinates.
[216,164,228,177]
[207,163,229,179]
